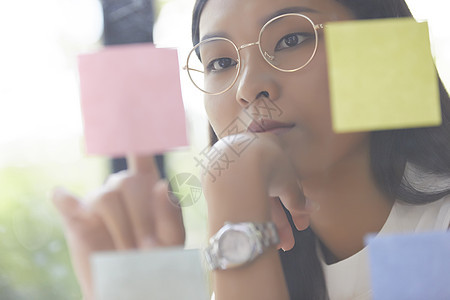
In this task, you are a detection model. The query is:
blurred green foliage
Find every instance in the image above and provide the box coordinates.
[0,158,107,299]
[165,150,208,248]
[0,147,208,299]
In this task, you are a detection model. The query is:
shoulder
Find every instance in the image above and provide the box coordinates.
[435,194,450,230]
[395,194,450,231]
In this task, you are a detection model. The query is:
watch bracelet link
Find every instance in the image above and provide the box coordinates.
[204,221,280,270]
[254,222,280,248]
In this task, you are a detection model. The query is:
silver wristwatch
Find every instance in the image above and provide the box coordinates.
[204,222,280,270]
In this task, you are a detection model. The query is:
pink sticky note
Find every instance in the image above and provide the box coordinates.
[78,43,188,157]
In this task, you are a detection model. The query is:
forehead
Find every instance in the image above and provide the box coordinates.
[199,0,353,40]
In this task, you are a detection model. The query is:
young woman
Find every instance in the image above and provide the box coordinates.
[53,0,450,299]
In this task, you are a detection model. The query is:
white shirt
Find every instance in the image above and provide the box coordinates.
[319,195,450,300]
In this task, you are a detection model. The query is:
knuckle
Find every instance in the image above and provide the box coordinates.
[93,189,120,212]
[105,171,140,192]
[116,175,135,191]
[104,171,127,188]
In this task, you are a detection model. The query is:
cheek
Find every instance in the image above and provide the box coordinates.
[204,98,220,134]
[285,46,332,129]
[305,47,341,140]
[204,95,238,138]
[305,46,330,103]
[282,47,371,173]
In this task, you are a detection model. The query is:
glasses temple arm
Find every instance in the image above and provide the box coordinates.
[183,65,205,74]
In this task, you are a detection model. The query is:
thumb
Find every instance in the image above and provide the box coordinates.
[52,187,83,224]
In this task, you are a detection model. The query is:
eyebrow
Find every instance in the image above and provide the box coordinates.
[201,31,230,42]
[200,6,319,42]
[261,6,319,25]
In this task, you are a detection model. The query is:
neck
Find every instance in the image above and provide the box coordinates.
[302,145,394,264]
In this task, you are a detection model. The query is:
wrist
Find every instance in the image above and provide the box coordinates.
[205,221,280,270]
[202,138,271,223]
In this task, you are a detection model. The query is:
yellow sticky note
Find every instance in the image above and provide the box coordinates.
[325,18,441,133]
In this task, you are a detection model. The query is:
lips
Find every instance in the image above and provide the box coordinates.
[247,119,294,134]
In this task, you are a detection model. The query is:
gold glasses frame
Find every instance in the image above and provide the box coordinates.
[185,13,325,95]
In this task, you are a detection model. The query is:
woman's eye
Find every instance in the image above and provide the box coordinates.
[206,57,237,72]
[275,32,311,51]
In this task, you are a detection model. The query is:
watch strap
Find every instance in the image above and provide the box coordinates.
[204,221,280,271]
[254,222,280,248]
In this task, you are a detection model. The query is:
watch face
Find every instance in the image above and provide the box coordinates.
[218,229,253,263]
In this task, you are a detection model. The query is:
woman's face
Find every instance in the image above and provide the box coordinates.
[199,0,370,178]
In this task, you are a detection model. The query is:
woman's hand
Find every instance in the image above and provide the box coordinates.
[203,132,312,250]
[52,155,185,300]
[201,133,312,300]
[203,133,312,246]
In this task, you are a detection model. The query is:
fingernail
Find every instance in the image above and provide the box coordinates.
[51,186,66,200]
[305,198,320,212]
[139,237,158,249]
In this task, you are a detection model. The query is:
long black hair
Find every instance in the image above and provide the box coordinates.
[192,0,450,299]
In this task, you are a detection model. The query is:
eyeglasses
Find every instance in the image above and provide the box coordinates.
[184,13,324,95]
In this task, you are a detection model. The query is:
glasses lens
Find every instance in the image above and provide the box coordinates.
[260,14,317,71]
[187,38,239,95]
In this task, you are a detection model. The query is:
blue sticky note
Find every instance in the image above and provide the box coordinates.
[367,232,450,300]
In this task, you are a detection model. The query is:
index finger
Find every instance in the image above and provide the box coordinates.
[126,155,160,177]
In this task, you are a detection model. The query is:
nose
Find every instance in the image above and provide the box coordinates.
[234,46,280,107]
